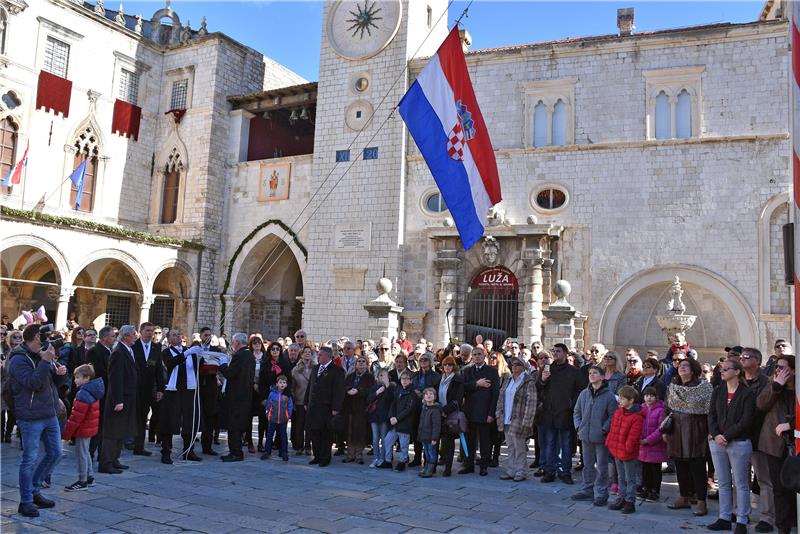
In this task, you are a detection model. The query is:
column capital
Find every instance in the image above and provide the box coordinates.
[58,285,75,302]
[140,294,156,309]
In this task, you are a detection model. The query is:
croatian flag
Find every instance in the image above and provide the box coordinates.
[1,142,28,187]
[399,27,501,250]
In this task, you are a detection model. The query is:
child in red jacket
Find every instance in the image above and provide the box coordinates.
[62,364,105,491]
[605,385,645,514]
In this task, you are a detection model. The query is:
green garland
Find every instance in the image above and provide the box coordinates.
[219,218,307,331]
[1,206,204,250]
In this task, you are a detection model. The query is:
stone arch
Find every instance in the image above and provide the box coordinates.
[221,221,306,334]
[150,4,181,45]
[0,235,69,283]
[149,258,194,296]
[68,112,105,157]
[598,264,758,350]
[68,249,148,291]
[758,191,791,317]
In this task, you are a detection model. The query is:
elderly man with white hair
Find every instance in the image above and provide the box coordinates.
[458,343,473,370]
[99,325,139,474]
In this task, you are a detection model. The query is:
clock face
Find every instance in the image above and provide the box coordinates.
[327,0,403,61]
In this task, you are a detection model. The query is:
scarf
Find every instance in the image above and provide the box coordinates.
[667,380,713,415]
[439,372,454,406]
[166,346,196,391]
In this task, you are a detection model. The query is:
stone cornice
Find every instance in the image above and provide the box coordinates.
[406,133,789,162]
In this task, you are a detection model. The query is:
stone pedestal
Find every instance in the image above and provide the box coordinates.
[363,278,404,342]
[542,280,583,351]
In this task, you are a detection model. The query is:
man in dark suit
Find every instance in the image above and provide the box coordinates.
[131,321,162,456]
[220,333,255,462]
[99,325,139,474]
[87,326,115,459]
[305,345,345,467]
[460,344,500,476]
[198,327,224,455]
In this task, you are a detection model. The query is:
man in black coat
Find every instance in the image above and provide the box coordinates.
[131,322,163,456]
[198,327,224,455]
[460,345,499,476]
[99,325,139,474]
[159,329,202,464]
[220,333,255,462]
[87,326,115,459]
[305,346,345,467]
[536,342,583,484]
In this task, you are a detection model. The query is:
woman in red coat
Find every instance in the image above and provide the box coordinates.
[605,386,645,514]
[62,364,105,491]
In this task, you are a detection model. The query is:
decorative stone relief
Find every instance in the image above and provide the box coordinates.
[94,0,105,15]
[115,4,125,25]
[483,235,499,266]
[198,16,208,36]
[134,15,143,34]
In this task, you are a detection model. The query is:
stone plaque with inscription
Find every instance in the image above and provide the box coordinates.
[334,268,367,291]
[334,222,372,251]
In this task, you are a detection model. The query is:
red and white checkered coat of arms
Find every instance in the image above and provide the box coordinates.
[447,122,466,161]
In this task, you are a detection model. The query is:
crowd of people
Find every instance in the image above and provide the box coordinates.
[1,320,798,534]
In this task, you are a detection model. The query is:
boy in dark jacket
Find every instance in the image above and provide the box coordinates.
[62,364,105,491]
[261,375,293,461]
[605,385,645,514]
[417,387,442,478]
[380,371,419,471]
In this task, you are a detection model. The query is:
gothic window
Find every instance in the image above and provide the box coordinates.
[655,91,671,140]
[43,36,70,78]
[533,101,547,147]
[70,125,100,212]
[643,67,703,140]
[551,100,566,146]
[170,79,188,110]
[161,169,179,223]
[523,79,576,148]
[675,89,692,139]
[0,117,17,192]
[118,69,139,105]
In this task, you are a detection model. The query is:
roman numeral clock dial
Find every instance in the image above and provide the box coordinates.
[327,0,403,60]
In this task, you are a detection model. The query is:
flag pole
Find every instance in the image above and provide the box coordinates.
[790,0,800,515]
[18,153,27,210]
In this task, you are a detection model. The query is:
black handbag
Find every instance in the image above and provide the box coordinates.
[445,410,468,434]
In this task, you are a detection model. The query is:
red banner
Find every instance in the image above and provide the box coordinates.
[112,99,142,141]
[470,266,518,296]
[36,70,72,118]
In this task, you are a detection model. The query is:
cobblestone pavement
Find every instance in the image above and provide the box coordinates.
[1,438,741,533]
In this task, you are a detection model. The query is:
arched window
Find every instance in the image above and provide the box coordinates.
[0,117,17,190]
[161,169,179,223]
[533,101,547,147]
[551,100,566,146]
[70,145,97,212]
[655,91,671,140]
[675,90,692,139]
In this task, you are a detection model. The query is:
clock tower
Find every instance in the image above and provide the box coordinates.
[304,0,448,339]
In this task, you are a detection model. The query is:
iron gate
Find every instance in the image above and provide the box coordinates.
[464,266,519,347]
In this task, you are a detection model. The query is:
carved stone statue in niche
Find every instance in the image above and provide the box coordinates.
[483,235,499,266]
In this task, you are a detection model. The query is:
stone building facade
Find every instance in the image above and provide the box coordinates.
[2,0,792,357]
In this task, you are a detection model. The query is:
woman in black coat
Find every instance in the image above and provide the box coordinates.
[343,357,375,464]
[437,355,465,477]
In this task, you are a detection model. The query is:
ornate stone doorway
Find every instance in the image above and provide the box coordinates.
[464,266,519,347]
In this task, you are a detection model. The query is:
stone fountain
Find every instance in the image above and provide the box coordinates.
[655,276,696,341]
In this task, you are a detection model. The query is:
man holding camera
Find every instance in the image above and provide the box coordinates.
[7,324,69,518]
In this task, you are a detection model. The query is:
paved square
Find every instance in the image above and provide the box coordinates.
[1,439,729,533]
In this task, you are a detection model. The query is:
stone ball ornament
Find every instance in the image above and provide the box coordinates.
[377,277,393,296]
[554,279,571,299]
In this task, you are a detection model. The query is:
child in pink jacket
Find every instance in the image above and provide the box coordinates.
[638,386,668,501]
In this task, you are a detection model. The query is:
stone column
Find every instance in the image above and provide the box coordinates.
[434,250,462,346]
[520,249,544,343]
[227,109,255,163]
[542,280,582,351]
[363,278,404,342]
[54,286,75,330]
[138,294,155,325]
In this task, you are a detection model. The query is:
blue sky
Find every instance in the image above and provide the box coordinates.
[130,1,764,81]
